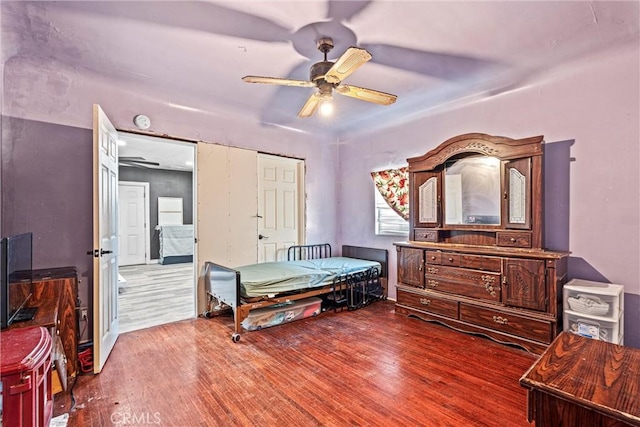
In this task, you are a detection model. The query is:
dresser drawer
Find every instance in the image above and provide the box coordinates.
[425,251,462,267]
[414,228,438,242]
[425,251,441,264]
[425,265,501,302]
[459,254,502,272]
[459,304,552,343]
[397,289,458,318]
[497,231,532,248]
[441,253,460,267]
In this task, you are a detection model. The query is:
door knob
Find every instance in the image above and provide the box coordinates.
[100,249,113,256]
[258,234,269,240]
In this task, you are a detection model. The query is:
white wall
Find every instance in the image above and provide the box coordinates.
[337,45,640,346]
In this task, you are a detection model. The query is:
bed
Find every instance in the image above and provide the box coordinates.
[204,244,388,342]
[156,224,194,265]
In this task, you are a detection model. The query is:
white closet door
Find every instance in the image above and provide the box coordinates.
[196,143,257,312]
[257,154,304,262]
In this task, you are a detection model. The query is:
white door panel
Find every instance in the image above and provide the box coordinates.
[258,154,305,262]
[93,104,119,374]
[118,182,148,266]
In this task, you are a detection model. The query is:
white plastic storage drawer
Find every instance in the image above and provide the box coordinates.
[563,279,624,321]
[564,311,623,344]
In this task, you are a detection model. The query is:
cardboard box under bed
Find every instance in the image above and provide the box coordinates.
[241,297,322,331]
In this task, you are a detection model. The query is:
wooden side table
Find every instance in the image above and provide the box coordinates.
[1,326,53,427]
[520,332,640,426]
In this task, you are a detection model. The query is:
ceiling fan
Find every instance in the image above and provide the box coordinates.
[118,156,160,169]
[242,37,397,118]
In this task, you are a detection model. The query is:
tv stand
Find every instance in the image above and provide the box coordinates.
[11,306,38,323]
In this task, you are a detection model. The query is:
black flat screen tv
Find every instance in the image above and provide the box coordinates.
[0,232,34,329]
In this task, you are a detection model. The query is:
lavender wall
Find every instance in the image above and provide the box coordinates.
[337,45,640,348]
[1,117,94,310]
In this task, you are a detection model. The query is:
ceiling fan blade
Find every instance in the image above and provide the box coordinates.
[119,157,160,167]
[298,93,323,118]
[119,160,160,166]
[326,0,372,22]
[324,47,372,84]
[361,43,504,81]
[336,84,397,105]
[243,76,315,87]
[52,1,292,43]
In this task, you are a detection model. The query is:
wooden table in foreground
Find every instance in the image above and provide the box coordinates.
[520,332,639,426]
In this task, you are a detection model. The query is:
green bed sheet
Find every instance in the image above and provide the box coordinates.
[237,257,381,298]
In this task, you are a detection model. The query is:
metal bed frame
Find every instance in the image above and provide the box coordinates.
[204,243,388,342]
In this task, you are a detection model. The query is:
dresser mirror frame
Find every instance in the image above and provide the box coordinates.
[408,133,544,249]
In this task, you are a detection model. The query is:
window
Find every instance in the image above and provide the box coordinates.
[375,189,409,236]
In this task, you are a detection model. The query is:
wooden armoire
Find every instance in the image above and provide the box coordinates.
[394,133,569,354]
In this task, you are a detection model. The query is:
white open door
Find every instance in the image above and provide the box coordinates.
[257,154,305,262]
[92,104,120,373]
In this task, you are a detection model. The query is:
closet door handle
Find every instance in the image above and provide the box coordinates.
[258,234,269,240]
[100,249,113,256]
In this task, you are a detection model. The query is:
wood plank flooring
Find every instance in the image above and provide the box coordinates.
[56,300,538,426]
[118,262,195,333]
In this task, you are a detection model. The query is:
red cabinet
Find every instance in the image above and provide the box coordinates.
[1,327,53,427]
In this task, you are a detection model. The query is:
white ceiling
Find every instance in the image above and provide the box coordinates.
[2,1,639,153]
[118,133,195,172]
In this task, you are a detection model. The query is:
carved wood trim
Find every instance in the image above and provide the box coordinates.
[407,133,543,172]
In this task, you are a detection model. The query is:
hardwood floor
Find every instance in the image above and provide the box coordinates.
[118,262,195,333]
[56,300,537,426]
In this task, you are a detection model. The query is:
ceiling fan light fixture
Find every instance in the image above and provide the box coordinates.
[319,100,334,116]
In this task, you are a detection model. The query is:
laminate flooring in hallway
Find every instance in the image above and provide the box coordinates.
[118,262,194,333]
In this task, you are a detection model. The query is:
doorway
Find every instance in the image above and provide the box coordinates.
[117,132,196,333]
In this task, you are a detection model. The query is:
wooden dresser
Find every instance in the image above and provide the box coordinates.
[520,332,640,426]
[394,133,569,354]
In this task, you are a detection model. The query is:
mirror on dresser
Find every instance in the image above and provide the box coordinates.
[409,133,542,249]
[443,156,501,226]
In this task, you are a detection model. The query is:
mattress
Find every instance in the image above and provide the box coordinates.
[237,257,381,298]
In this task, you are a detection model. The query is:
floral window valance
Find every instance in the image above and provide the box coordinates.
[371,167,409,220]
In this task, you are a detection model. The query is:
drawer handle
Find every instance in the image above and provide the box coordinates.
[448,257,454,262]
[482,275,497,297]
[427,280,439,288]
[492,316,509,325]
[9,375,32,395]
[510,237,517,243]
[419,261,424,272]
[420,298,431,306]
[431,256,436,260]
[427,267,439,274]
